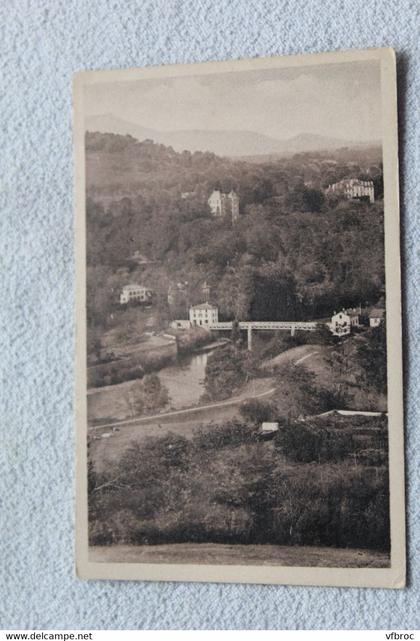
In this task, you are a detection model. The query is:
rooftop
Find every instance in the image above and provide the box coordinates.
[261,422,279,433]
[121,284,149,291]
[337,178,374,186]
[369,308,385,318]
[190,303,218,311]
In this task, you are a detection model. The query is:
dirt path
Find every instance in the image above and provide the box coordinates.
[294,350,319,365]
[262,343,323,369]
[90,543,390,568]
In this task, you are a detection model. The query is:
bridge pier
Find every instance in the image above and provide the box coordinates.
[291,325,295,337]
[247,326,253,351]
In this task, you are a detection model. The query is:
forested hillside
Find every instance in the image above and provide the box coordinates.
[85,132,385,330]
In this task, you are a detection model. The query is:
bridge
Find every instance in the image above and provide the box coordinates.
[208,320,319,350]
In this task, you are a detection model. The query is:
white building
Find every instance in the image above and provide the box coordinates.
[170,319,192,330]
[258,422,280,440]
[327,178,375,204]
[189,303,218,328]
[120,284,153,305]
[329,308,360,336]
[208,190,240,221]
[261,422,279,434]
[330,311,351,336]
[369,308,385,327]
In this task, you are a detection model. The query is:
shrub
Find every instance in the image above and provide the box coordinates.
[239,399,277,425]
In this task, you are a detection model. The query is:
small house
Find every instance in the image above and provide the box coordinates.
[346,307,361,327]
[329,311,351,336]
[170,319,192,330]
[259,422,279,440]
[369,308,385,327]
[329,306,361,336]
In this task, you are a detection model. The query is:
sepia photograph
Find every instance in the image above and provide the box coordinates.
[74,48,405,587]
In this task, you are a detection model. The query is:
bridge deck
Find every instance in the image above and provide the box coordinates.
[208,321,318,330]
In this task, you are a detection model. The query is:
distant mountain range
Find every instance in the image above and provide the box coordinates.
[85,114,380,158]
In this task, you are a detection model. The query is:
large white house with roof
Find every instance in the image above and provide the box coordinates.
[119,284,153,305]
[208,189,240,222]
[326,178,375,203]
[329,307,361,336]
[189,303,219,328]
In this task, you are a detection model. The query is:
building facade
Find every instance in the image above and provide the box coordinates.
[208,190,240,221]
[329,307,361,336]
[170,319,192,330]
[330,311,351,336]
[189,303,219,327]
[327,178,375,203]
[369,308,385,327]
[120,284,153,305]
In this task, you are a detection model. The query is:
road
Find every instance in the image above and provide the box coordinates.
[261,343,323,370]
[91,384,276,431]
[294,350,319,365]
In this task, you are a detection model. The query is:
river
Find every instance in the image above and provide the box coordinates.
[158,350,211,409]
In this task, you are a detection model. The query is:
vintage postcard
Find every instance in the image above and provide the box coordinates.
[74,47,405,587]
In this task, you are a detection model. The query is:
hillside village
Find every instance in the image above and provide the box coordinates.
[86,132,386,401]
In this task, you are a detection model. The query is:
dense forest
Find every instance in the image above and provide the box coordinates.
[85,132,385,337]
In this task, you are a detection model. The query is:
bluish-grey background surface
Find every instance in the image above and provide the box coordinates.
[1,0,419,630]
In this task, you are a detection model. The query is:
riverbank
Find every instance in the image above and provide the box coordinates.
[88,327,216,388]
[193,338,230,353]
[88,346,215,423]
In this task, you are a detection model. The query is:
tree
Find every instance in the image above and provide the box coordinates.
[203,346,246,400]
[251,178,274,203]
[273,363,322,418]
[286,184,325,212]
[250,265,298,320]
[142,374,170,411]
[356,323,387,394]
[217,266,255,320]
[127,374,170,416]
[323,345,357,407]
[239,399,276,425]
[303,187,325,212]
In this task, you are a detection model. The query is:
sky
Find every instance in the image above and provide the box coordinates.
[84,60,382,142]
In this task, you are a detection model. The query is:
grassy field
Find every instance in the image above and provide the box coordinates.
[89,376,275,471]
[90,405,238,471]
[89,543,390,568]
